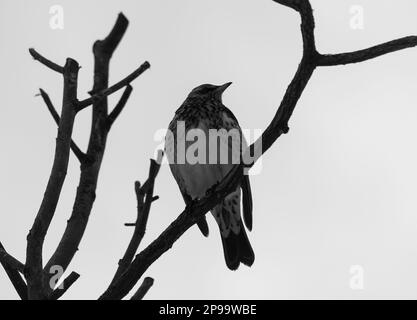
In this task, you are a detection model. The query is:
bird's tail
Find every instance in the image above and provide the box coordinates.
[212,190,254,270]
[220,219,255,270]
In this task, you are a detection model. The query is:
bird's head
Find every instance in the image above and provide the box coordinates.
[187,82,232,102]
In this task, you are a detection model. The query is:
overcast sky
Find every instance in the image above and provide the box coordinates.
[1,0,417,299]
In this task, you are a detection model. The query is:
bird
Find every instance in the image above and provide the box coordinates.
[165,83,254,270]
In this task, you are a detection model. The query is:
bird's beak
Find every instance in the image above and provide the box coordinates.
[216,82,233,95]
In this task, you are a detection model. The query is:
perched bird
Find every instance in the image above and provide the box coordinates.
[165,83,254,270]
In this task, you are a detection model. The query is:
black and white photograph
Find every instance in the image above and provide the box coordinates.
[0,0,417,308]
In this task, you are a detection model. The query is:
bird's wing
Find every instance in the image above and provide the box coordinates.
[169,163,210,237]
[219,108,253,231]
[167,117,210,238]
[241,175,253,231]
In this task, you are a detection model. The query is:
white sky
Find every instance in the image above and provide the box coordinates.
[1,0,417,299]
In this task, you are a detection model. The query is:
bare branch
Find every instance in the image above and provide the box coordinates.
[100,163,244,300]
[0,246,25,274]
[99,0,417,300]
[130,277,154,300]
[29,48,64,74]
[109,152,162,286]
[9,0,414,301]
[38,89,86,162]
[43,12,149,293]
[50,271,80,300]
[76,62,150,112]
[0,242,27,300]
[107,84,133,129]
[317,36,417,66]
[26,58,80,299]
[95,12,129,58]
[274,0,303,11]
[124,223,136,227]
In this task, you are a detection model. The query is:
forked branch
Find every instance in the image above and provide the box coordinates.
[76,62,150,112]
[110,151,163,287]
[2,0,416,300]
[26,58,80,300]
[42,12,150,296]
[13,12,150,300]
[99,0,417,300]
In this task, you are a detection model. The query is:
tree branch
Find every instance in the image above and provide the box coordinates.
[49,271,80,300]
[274,0,303,11]
[100,164,245,300]
[95,12,129,58]
[130,277,154,300]
[43,13,149,294]
[38,89,86,162]
[29,48,64,74]
[0,242,27,300]
[76,62,150,112]
[26,58,80,300]
[318,36,417,66]
[6,0,413,301]
[99,0,417,300]
[0,245,25,274]
[106,84,133,129]
[109,152,162,287]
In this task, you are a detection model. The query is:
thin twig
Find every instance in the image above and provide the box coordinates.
[76,62,150,112]
[49,271,80,300]
[0,246,25,273]
[38,89,86,162]
[0,242,27,300]
[110,151,162,286]
[317,36,417,66]
[100,164,245,300]
[107,84,133,129]
[29,48,64,74]
[130,277,154,300]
